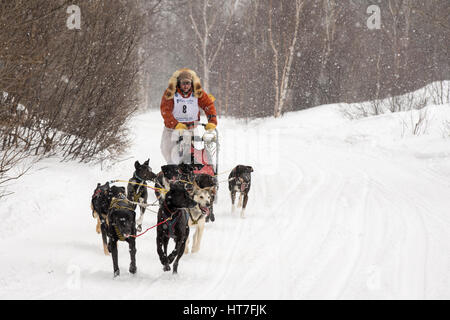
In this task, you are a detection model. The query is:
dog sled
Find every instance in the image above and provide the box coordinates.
[176,123,219,222]
[177,123,219,178]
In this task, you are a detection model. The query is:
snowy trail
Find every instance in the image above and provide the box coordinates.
[1,106,450,299]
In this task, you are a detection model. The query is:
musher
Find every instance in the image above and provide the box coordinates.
[160,68,217,164]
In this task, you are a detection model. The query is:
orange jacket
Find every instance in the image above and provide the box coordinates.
[160,88,217,129]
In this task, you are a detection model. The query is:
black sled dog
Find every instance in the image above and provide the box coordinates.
[228,165,254,218]
[107,186,137,278]
[156,183,197,274]
[127,159,156,232]
[91,182,113,255]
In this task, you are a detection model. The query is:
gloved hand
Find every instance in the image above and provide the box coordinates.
[205,123,216,131]
[175,123,188,131]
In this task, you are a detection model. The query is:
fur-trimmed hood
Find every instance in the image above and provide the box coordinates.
[165,68,203,100]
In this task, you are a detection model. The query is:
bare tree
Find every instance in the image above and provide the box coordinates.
[0,0,160,196]
[268,0,305,117]
[188,0,240,92]
[313,0,343,105]
[385,0,413,86]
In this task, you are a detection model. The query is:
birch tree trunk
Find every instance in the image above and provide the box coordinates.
[268,0,280,118]
[269,0,304,118]
[314,0,340,106]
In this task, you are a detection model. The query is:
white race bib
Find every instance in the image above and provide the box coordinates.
[173,92,199,122]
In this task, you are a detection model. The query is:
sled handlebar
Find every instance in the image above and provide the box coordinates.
[176,123,216,144]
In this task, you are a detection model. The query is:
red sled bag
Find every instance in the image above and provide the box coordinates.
[192,146,215,176]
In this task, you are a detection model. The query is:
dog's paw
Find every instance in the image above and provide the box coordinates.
[129,264,137,274]
[136,225,142,232]
[163,265,171,272]
[114,269,120,278]
[209,213,215,222]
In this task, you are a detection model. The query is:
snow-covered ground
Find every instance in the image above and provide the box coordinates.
[1,95,450,299]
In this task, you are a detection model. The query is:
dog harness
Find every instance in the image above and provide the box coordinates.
[188,211,202,225]
[130,172,147,202]
[114,225,126,241]
[162,202,189,239]
[109,198,135,212]
[131,185,145,203]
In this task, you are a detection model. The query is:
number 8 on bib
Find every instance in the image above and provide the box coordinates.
[173,92,199,123]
